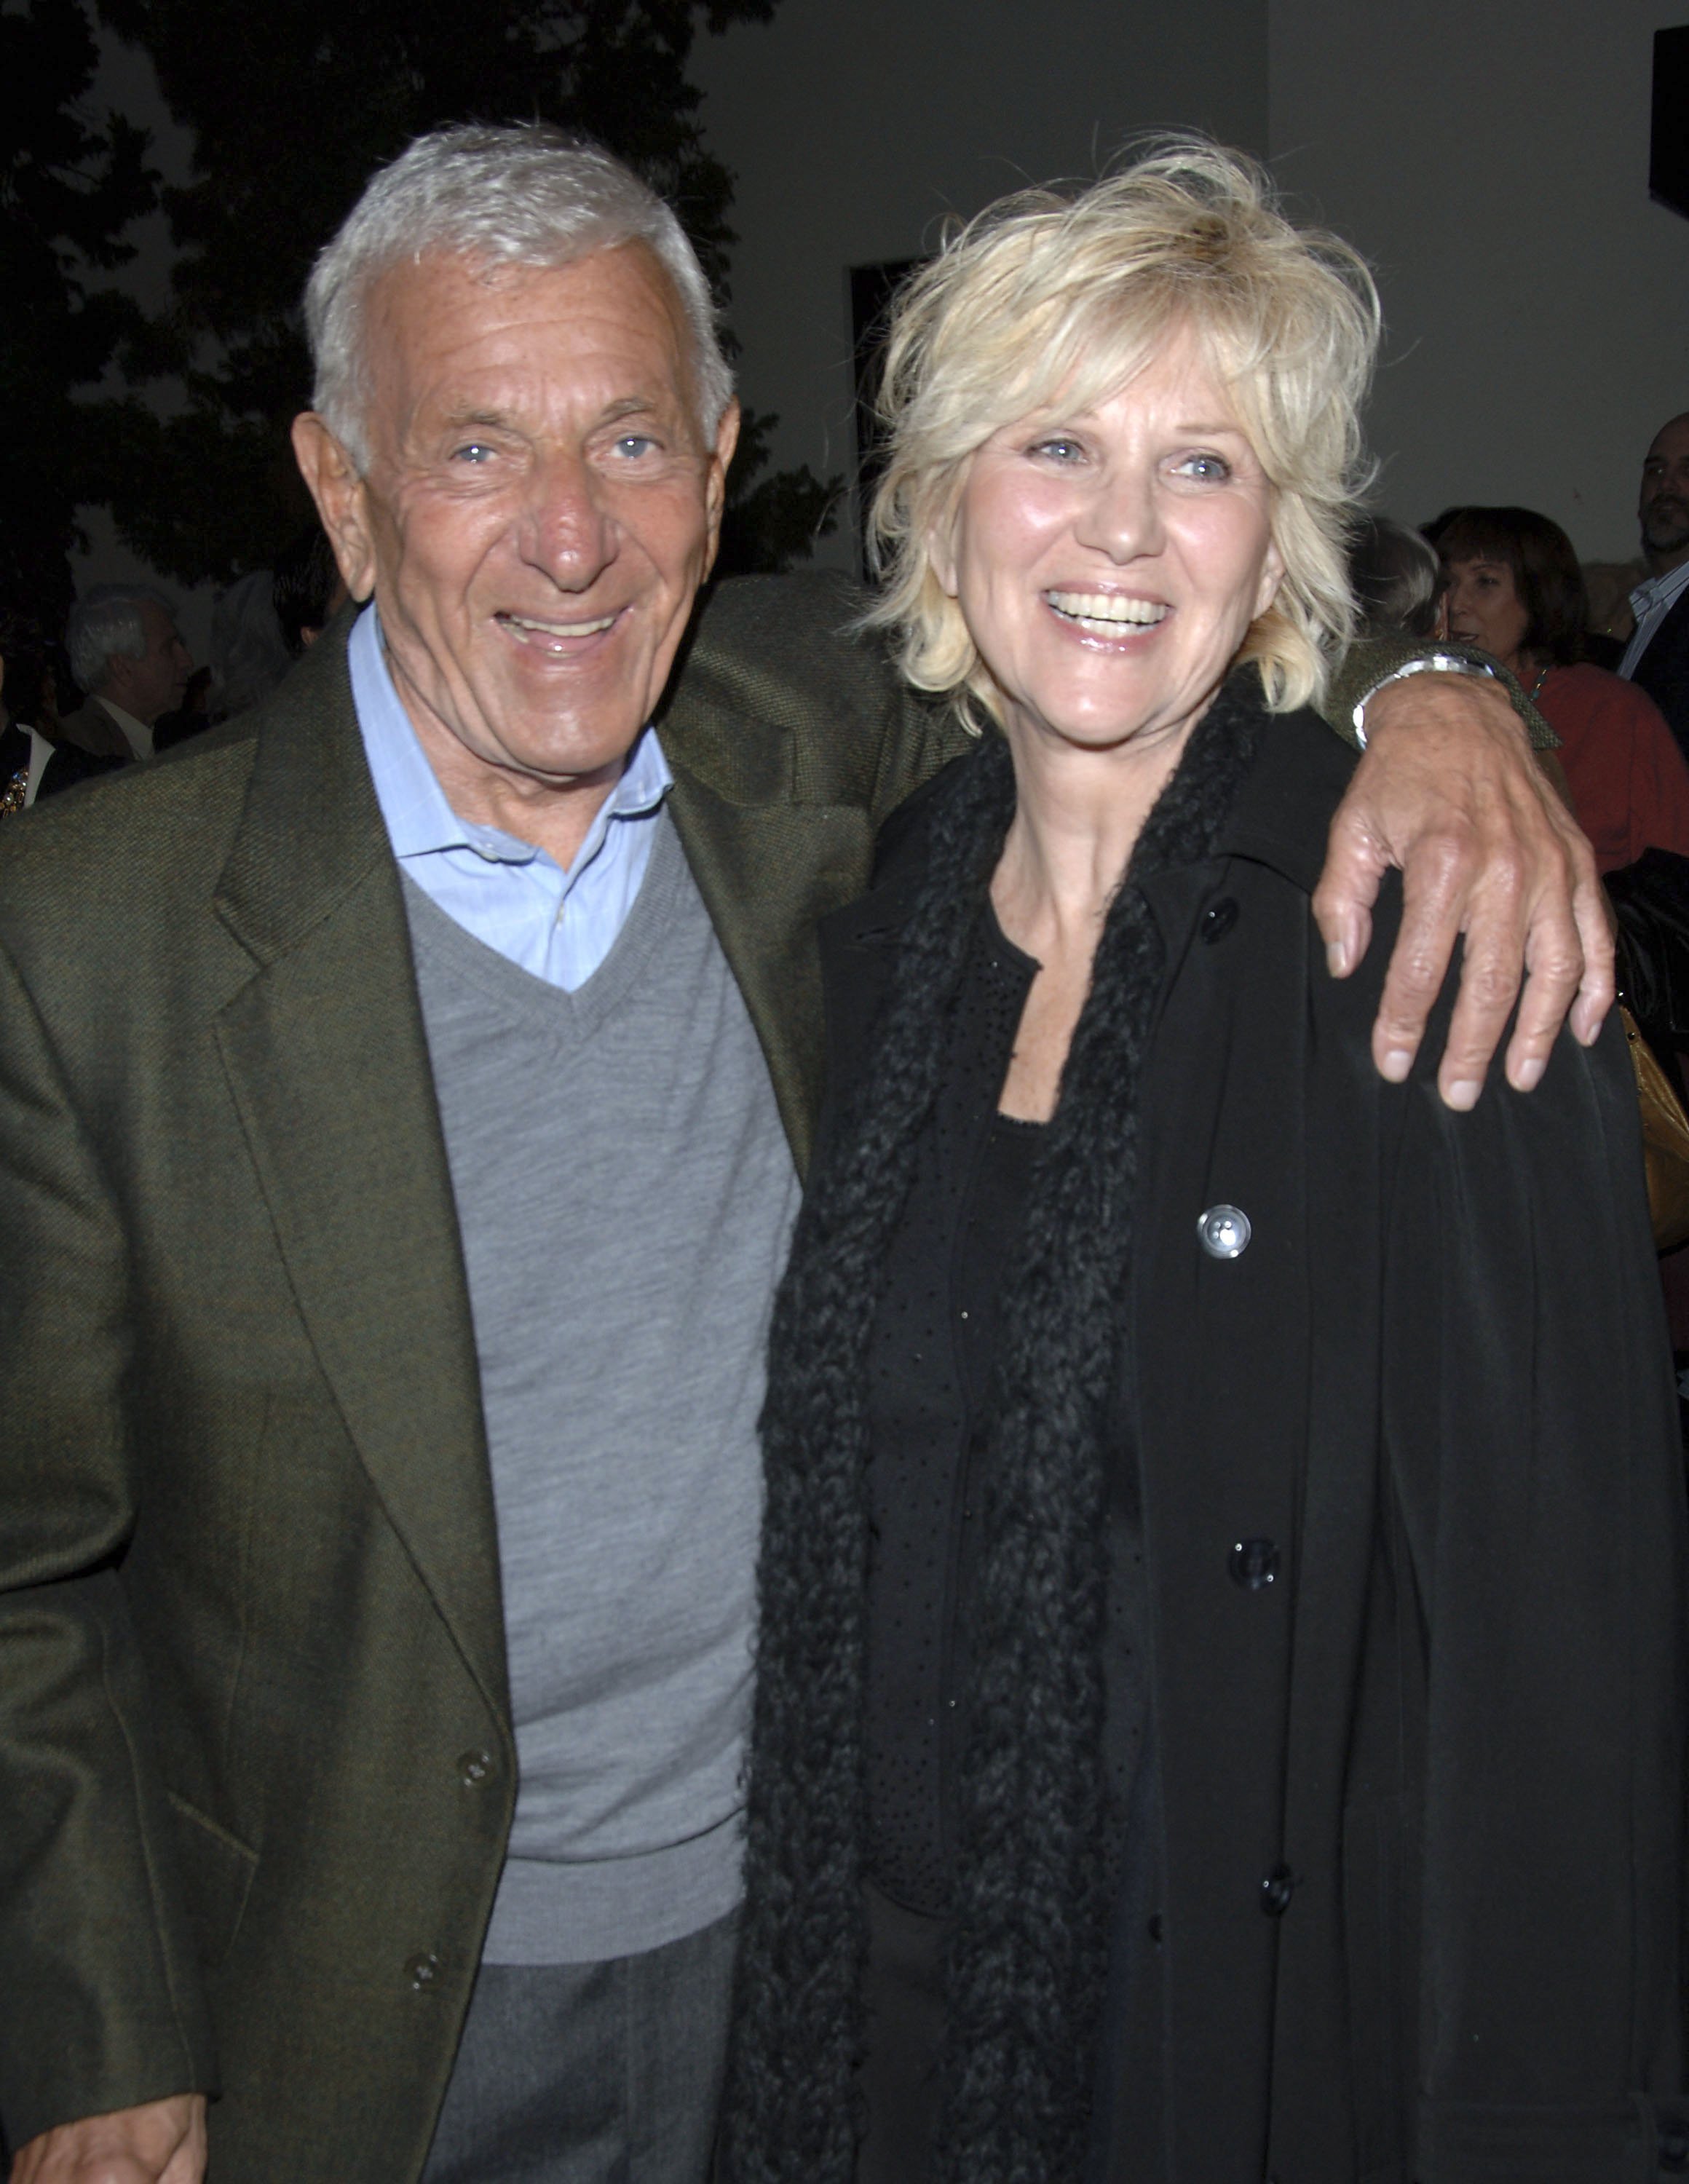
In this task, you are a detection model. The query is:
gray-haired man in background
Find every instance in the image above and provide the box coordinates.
[37,583,193,798]
[0,126,1605,2184]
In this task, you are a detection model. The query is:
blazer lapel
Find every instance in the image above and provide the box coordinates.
[211,636,509,1723]
[665,755,874,1178]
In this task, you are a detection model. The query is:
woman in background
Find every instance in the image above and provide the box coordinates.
[723,149,1684,2184]
[1435,502,1689,872]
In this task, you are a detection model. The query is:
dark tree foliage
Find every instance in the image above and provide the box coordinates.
[95,0,839,583]
[0,0,159,637]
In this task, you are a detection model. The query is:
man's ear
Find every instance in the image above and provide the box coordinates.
[291,414,378,604]
[699,397,741,580]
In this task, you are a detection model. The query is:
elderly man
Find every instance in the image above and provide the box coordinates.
[0,127,1608,2184]
[37,583,193,798]
[1621,409,1689,757]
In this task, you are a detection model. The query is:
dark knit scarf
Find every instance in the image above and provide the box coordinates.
[726,676,1268,2184]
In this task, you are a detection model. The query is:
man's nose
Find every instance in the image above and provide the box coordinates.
[1073,465,1163,562]
[521,449,617,584]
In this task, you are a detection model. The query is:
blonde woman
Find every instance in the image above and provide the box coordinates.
[724,147,1683,2184]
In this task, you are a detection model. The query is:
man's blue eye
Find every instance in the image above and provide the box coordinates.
[452,442,493,464]
[615,434,657,457]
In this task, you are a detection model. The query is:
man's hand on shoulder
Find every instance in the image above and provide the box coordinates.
[1313,670,1611,1109]
[9,2096,206,2184]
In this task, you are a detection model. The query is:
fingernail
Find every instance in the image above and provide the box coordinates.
[1326,937,1350,978]
[1513,1056,1545,1091]
[1444,1079,1482,1111]
[1380,1048,1413,1083]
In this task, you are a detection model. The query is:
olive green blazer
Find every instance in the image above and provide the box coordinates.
[0,573,966,2177]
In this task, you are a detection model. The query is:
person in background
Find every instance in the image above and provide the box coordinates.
[38,583,192,799]
[1621,411,1689,755]
[1435,503,1689,874]
[1345,510,1441,640]
[0,619,59,815]
[0,662,31,818]
[273,521,349,656]
[154,664,215,752]
[207,569,294,719]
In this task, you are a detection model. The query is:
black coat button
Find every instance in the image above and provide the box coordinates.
[1202,897,1239,942]
[1260,1864,1295,1917]
[406,1950,443,1990]
[457,1749,494,1787]
[1230,1538,1280,1589]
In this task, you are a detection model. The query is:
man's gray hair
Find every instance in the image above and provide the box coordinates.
[304,124,735,470]
[66,584,175,697]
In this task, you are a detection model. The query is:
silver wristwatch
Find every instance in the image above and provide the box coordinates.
[1351,652,1503,747]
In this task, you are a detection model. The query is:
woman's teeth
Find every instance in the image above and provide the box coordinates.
[1045,590,1168,631]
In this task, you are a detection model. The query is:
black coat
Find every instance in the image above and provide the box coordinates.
[1632,583,1689,769]
[815,711,1687,2182]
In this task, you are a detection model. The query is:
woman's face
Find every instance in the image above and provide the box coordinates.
[1442,555,1530,673]
[929,327,1284,764]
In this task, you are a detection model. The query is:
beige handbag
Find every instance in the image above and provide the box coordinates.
[1621,1005,1689,1251]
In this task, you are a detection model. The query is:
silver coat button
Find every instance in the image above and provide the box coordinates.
[1198,1203,1251,1258]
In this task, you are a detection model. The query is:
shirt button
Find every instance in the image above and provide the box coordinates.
[1202,897,1239,943]
[1198,1203,1251,1258]
[1259,1864,1296,1918]
[406,1951,443,1990]
[457,1749,494,1787]
[1230,1538,1281,1590]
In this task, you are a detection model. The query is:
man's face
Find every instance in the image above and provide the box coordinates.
[298,245,737,812]
[1639,414,1689,569]
[108,599,191,725]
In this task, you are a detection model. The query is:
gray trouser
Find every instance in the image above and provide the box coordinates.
[421,1910,740,2184]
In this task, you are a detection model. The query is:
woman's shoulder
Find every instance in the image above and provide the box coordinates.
[1217,702,1361,894]
[1552,660,1656,712]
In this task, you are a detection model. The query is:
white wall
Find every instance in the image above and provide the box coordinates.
[1267,0,1689,560]
[691,0,1270,570]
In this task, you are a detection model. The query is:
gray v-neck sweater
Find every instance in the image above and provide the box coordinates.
[402,810,799,1963]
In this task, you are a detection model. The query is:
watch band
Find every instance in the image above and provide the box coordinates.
[1350,652,1503,747]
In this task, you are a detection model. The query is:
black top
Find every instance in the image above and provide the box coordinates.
[856,901,1162,2182]
[863,900,1044,1913]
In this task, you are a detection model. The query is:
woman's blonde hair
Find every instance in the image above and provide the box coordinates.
[866,141,1380,721]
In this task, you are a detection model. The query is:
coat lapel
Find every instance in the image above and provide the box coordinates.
[664,753,874,1178]
[210,634,509,1723]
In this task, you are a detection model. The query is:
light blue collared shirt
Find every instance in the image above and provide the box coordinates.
[349,604,673,990]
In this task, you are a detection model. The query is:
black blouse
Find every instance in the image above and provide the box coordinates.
[857,902,1162,2181]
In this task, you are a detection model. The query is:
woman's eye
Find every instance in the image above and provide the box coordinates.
[1030,437,1084,463]
[1176,451,1233,482]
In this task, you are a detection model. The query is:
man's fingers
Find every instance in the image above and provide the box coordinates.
[1366,826,1478,1085]
[9,2094,207,2184]
[1311,799,1385,980]
[1568,863,1617,1048]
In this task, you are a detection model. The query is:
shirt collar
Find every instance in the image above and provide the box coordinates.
[347,601,672,872]
[95,695,151,758]
[1629,558,1689,622]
